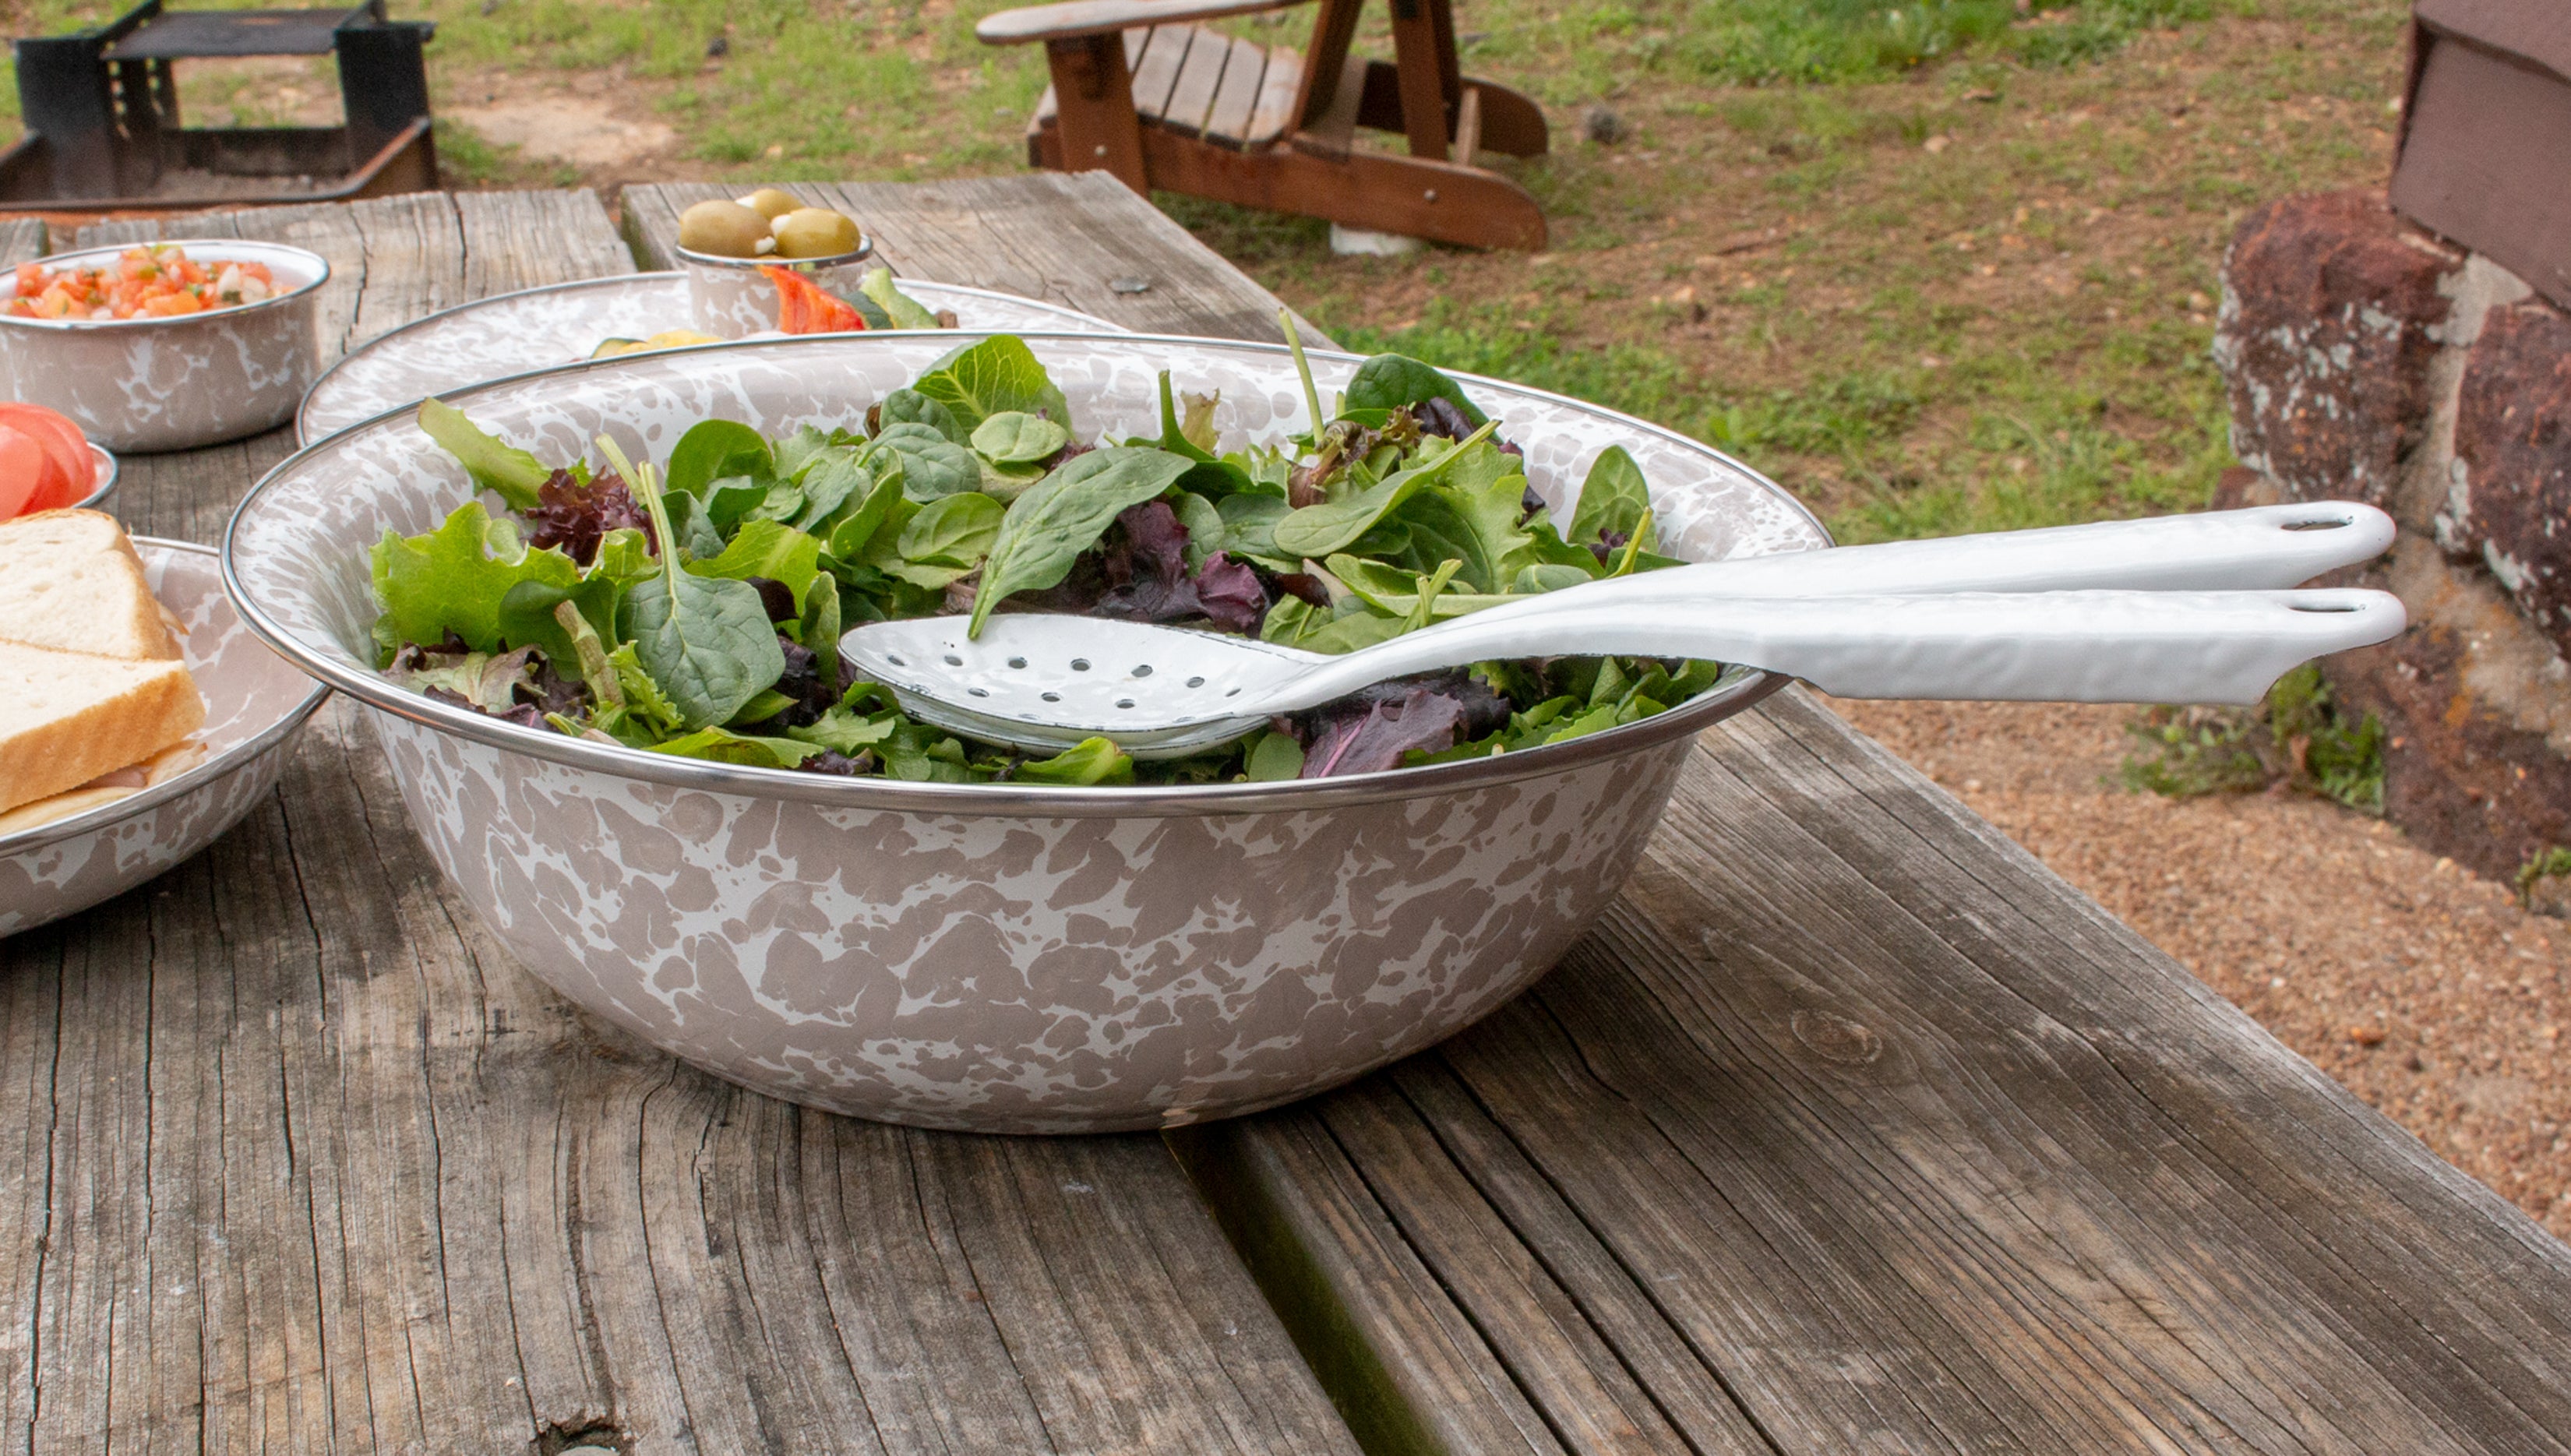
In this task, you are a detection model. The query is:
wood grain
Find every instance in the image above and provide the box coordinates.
[1188,688,2571,1453]
[0,182,1363,1454]
[0,219,47,266]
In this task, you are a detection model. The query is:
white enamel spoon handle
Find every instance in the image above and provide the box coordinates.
[1267,588,2407,712]
[1486,502,2393,619]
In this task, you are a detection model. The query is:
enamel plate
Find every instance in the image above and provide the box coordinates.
[297,271,1130,444]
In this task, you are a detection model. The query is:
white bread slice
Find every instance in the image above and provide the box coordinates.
[0,740,210,834]
[0,640,205,813]
[0,509,182,661]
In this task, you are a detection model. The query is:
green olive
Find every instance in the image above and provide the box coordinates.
[677,199,771,259]
[771,207,862,259]
[737,187,801,220]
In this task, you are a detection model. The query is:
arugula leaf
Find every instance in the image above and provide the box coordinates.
[971,411,1070,465]
[1568,446,1656,552]
[859,266,942,330]
[1343,354,1489,428]
[1013,736,1135,786]
[608,642,685,735]
[878,387,964,445]
[687,519,822,612]
[646,726,825,768]
[864,422,980,500]
[802,573,843,690]
[665,420,773,499]
[1271,421,1498,562]
[968,446,1195,636]
[371,502,580,656]
[417,399,550,511]
[1324,554,1514,622]
[786,706,897,756]
[898,491,1004,569]
[911,336,1073,435]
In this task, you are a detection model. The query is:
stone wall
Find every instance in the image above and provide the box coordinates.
[2217,189,2571,885]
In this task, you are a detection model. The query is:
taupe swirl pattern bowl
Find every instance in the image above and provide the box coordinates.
[1,540,330,936]
[221,333,1829,1133]
[0,240,328,453]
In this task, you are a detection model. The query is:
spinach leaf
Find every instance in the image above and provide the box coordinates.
[1271,421,1497,562]
[1213,493,1296,570]
[417,399,550,510]
[824,471,907,560]
[371,502,580,656]
[646,726,824,768]
[859,267,942,330]
[1013,736,1135,786]
[1171,492,1226,572]
[878,387,964,445]
[791,450,875,531]
[911,336,1073,435]
[664,420,774,499]
[496,574,621,676]
[1243,731,1304,781]
[864,422,980,500]
[619,571,785,730]
[969,446,1195,636]
[772,425,835,482]
[1343,354,1488,427]
[621,469,786,730]
[898,491,1004,569]
[1568,446,1656,551]
[658,490,726,559]
[688,519,822,612]
[971,411,1070,465]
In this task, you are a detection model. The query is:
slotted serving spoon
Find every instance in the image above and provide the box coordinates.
[842,503,2407,758]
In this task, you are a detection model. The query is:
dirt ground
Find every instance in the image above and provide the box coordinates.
[1829,697,2571,1241]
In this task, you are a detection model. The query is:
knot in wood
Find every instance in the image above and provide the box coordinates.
[1790,1007,1882,1066]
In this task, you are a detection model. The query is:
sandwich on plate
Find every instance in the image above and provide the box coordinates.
[0,510,208,834]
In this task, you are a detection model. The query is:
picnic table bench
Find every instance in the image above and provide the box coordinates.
[2,175,2566,1453]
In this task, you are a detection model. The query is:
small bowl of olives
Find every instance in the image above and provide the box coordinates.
[674,189,874,338]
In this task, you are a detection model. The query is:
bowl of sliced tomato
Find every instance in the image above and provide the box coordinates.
[0,241,329,453]
[0,401,117,520]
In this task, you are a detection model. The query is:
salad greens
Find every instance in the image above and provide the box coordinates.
[371,332,1719,784]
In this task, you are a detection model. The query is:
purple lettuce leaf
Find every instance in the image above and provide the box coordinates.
[524,468,653,566]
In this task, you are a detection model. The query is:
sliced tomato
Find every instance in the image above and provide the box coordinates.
[0,426,46,520]
[0,404,93,509]
[761,265,866,335]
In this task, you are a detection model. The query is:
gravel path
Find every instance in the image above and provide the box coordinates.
[1827,697,2571,1242]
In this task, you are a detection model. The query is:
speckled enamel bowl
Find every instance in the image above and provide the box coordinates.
[0,540,331,936]
[676,234,876,339]
[0,240,329,453]
[221,333,1830,1133]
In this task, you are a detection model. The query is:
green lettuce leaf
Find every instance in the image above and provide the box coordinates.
[371,502,580,656]
[911,335,1073,435]
[1342,354,1489,427]
[417,399,551,510]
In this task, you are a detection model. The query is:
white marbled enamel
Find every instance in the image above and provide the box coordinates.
[0,241,327,453]
[0,543,330,936]
[298,273,1129,443]
[227,332,1829,1131]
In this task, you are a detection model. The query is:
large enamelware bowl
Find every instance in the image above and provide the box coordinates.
[221,333,1829,1133]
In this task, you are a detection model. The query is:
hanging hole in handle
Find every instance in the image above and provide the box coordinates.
[2287,601,2362,612]
[2279,509,2355,532]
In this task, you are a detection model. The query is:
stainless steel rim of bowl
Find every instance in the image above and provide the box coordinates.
[73,442,116,509]
[675,236,875,270]
[291,272,1131,446]
[0,538,333,855]
[0,240,331,333]
[222,330,1827,819]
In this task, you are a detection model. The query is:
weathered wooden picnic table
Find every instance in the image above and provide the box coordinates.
[2,174,2568,1454]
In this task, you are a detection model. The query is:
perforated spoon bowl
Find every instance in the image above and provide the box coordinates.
[845,587,2407,758]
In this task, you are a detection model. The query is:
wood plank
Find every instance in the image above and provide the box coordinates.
[623,172,1324,342]
[1202,33,1270,149]
[1245,43,1304,145]
[1159,26,1233,139]
[0,182,1367,1454]
[1183,688,2571,1453]
[1129,24,1187,122]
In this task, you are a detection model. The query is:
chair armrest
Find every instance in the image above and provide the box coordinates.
[976,0,1307,45]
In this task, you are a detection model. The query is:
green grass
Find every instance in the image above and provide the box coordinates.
[2122,664,2387,813]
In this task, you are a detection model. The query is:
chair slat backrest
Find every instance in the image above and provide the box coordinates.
[1287,0,1367,132]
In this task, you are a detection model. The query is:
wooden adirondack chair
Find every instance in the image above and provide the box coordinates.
[976,0,1549,249]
